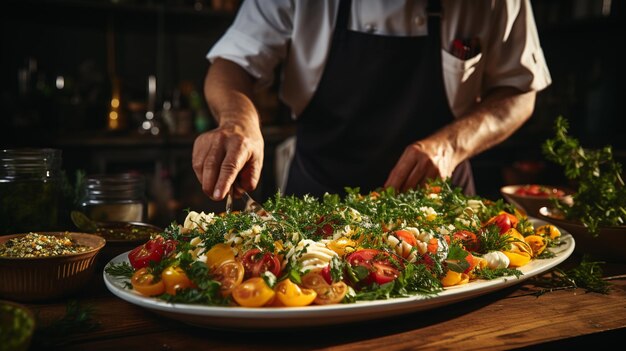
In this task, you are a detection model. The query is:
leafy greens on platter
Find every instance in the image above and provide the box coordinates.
[106,179,568,308]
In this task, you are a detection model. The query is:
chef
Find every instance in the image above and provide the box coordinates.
[192,0,552,200]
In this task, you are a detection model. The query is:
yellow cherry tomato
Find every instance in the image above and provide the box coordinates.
[205,243,236,270]
[161,266,194,295]
[525,235,548,256]
[131,267,165,297]
[212,261,245,296]
[535,224,561,239]
[300,271,348,305]
[275,279,317,307]
[327,237,358,256]
[441,270,462,287]
[232,277,276,307]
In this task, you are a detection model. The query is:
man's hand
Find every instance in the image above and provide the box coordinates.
[193,58,263,201]
[193,121,264,201]
[385,87,536,193]
[384,139,454,192]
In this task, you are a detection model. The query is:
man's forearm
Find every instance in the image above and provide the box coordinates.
[204,58,260,129]
[432,87,536,167]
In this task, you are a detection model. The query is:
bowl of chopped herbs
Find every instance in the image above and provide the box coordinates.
[0,232,106,301]
[538,116,626,262]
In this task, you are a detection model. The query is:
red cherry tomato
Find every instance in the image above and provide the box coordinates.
[128,237,166,269]
[346,249,400,285]
[314,216,337,237]
[463,252,478,274]
[240,248,282,279]
[321,264,333,285]
[452,230,479,252]
[514,185,566,198]
[484,212,519,234]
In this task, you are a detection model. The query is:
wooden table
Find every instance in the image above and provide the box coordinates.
[22,253,626,350]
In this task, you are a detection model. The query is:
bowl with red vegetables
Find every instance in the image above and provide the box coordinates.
[500,184,573,217]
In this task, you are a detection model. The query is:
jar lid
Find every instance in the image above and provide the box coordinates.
[0,148,62,180]
[83,173,146,200]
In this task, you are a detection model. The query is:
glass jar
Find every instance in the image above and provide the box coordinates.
[0,148,63,234]
[79,173,147,222]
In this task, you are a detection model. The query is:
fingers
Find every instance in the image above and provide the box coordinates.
[192,129,264,201]
[212,140,254,200]
[384,143,444,193]
[193,133,223,198]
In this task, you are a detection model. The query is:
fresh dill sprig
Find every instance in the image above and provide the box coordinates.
[32,300,100,348]
[531,255,611,294]
[104,261,135,278]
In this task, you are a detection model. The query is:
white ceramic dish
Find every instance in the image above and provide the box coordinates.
[103,218,574,330]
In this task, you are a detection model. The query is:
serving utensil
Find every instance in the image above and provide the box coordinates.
[225,184,270,217]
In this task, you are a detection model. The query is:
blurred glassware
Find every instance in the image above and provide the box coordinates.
[79,173,148,222]
[0,148,63,235]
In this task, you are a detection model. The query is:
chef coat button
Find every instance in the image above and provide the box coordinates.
[364,23,377,33]
[414,15,425,26]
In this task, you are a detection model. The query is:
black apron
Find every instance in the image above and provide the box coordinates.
[284,0,475,198]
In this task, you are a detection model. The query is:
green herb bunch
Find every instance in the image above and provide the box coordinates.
[542,116,626,236]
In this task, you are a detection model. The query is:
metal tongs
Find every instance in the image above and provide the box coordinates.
[225,183,271,217]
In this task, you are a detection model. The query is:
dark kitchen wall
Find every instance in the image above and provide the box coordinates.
[1,0,624,225]
[1,0,236,135]
[467,0,626,199]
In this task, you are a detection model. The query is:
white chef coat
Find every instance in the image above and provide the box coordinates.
[207,0,552,119]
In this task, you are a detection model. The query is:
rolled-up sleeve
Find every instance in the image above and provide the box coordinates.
[483,0,552,92]
[207,0,294,89]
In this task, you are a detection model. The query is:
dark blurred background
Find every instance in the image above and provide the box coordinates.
[1,0,624,228]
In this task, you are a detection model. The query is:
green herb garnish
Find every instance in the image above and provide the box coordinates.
[542,116,626,236]
[104,262,135,279]
[32,300,99,348]
[531,255,611,294]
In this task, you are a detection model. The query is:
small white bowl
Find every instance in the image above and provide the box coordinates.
[500,184,572,217]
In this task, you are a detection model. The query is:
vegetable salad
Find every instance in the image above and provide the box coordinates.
[107,180,564,307]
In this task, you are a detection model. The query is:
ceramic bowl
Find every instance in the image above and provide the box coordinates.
[538,206,626,262]
[93,221,162,264]
[0,232,106,302]
[500,184,572,217]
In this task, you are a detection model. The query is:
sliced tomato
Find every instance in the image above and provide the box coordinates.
[313,215,337,237]
[240,248,282,279]
[371,262,400,285]
[452,230,479,252]
[131,267,165,297]
[212,261,244,296]
[484,212,519,234]
[514,185,566,198]
[427,238,439,254]
[321,264,333,285]
[128,236,177,269]
[205,243,236,270]
[232,277,276,307]
[394,229,417,247]
[128,237,165,269]
[346,249,401,285]
[275,279,317,307]
[464,252,478,274]
[161,266,194,295]
[300,271,348,305]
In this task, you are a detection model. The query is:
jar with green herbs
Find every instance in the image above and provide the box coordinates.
[0,148,63,234]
